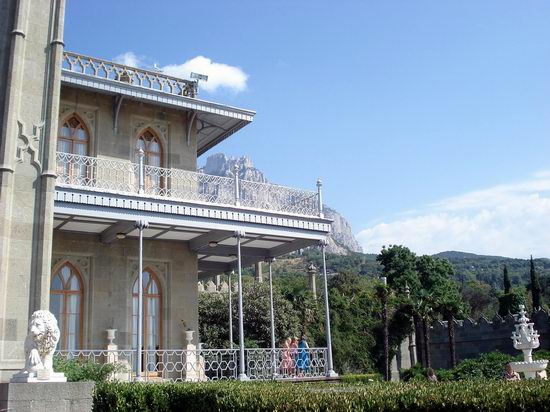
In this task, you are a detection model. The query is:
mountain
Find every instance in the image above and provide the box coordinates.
[199,153,363,255]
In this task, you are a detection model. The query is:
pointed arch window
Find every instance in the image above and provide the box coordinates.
[136,129,163,192]
[132,269,162,350]
[58,115,89,156]
[57,115,90,183]
[50,263,83,350]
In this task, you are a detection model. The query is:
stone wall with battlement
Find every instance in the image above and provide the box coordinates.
[428,310,550,369]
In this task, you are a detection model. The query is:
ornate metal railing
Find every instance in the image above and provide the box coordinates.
[62,51,198,97]
[55,347,328,382]
[55,152,322,217]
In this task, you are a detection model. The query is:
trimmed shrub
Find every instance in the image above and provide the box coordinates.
[93,380,550,411]
[339,373,382,383]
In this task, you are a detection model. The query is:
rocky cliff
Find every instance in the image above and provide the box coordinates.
[199,153,362,255]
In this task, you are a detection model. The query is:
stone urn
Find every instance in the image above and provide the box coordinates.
[185,330,194,345]
[106,328,117,345]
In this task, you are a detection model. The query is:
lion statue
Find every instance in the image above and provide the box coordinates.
[13,310,63,380]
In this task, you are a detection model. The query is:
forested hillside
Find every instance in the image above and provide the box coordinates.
[272,249,550,290]
[264,249,550,319]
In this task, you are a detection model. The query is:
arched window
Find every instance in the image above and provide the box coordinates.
[57,115,90,183]
[136,129,163,192]
[50,263,83,350]
[57,115,89,156]
[132,269,162,350]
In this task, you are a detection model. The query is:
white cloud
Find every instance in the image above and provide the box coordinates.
[357,171,550,258]
[112,52,248,94]
[113,51,143,68]
[162,56,248,94]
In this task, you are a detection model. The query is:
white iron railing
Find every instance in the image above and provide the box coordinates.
[55,152,322,217]
[62,51,198,97]
[55,347,328,382]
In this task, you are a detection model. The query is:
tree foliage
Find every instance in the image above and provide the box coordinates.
[530,255,542,310]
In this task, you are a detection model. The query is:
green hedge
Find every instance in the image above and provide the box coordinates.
[339,373,382,383]
[94,380,550,411]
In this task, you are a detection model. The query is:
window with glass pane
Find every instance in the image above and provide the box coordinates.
[57,115,89,182]
[136,129,163,193]
[50,263,83,350]
[132,269,162,351]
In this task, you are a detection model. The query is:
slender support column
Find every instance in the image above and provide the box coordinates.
[266,257,277,377]
[317,179,324,218]
[135,219,149,380]
[234,164,240,206]
[137,148,145,194]
[235,230,249,380]
[307,263,318,299]
[227,271,234,349]
[320,239,337,377]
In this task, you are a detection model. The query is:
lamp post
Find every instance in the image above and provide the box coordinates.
[135,219,149,381]
[235,230,249,380]
[320,239,337,377]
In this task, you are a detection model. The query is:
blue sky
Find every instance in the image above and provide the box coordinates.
[65,1,550,257]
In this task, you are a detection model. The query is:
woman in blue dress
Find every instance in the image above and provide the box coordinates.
[297,334,310,376]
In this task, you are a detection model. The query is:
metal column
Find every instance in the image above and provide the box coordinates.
[235,230,249,380]
[227,270,234,349]
[135,219,149,380]
[266,258,277,377]
[320,239,337,377]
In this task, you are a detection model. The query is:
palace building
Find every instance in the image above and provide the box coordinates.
[0,0,334,381]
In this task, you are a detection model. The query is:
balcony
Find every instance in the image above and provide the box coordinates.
[60,51,256,156]
[55,152,322,218]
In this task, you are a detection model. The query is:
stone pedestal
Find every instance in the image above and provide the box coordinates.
[0,382,94,412]
[10,370,66,383]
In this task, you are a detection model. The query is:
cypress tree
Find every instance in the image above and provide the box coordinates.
[503,265,511,294]
[530,255,542,310]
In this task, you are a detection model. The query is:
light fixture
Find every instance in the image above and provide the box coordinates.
[116,233,126,240]
[208,241,218,248]
[190,72,208,82]
[190,72,208,95]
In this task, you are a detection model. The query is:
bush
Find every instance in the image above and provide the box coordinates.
[402,350,550,382]
[93,380,550,411]
[54,356,126,382]
[451,351,514,380]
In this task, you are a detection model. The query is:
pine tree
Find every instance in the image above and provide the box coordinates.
[530,255,542,311]
[503,265,511,294]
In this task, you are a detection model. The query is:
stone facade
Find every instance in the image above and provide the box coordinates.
[0,0,66,382]
[427,310,550,369]
[59,87,197,171]
[52,231,198,350]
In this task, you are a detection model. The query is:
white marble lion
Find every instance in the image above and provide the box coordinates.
[18,310,60,376]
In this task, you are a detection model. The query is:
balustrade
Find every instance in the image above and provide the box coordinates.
[55,347,328,382]
[55,152,321,217]
[62,51,198,97]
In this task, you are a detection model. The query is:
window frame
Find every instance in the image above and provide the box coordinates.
[132,268,163,351]
[50,262,84,351]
